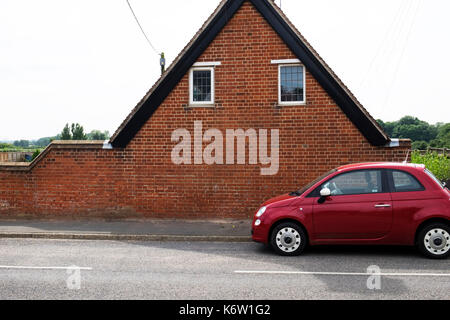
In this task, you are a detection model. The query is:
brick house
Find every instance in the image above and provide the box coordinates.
[0,0,410,219]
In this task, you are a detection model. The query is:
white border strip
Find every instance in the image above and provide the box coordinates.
[271,58,301,64]
[234,270,450,277]
[193,61,221,67]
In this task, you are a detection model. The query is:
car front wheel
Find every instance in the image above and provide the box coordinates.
[417,223,450,259]
[270,222,307,256]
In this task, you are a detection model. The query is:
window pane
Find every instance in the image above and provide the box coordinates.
[321,170,382,195]
[280,65,304,103]
[392,171,424,192]
[192,70,212,102]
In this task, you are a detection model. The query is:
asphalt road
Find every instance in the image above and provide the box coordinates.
[0,238,449,299]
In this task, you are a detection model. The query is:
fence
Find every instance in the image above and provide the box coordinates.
[415,148,450,157]
[0,151,33,162]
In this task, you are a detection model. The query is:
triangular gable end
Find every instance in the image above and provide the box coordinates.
[110,0,389,148]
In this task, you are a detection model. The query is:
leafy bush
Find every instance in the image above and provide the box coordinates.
[411,151,450,182]
[0,143,19,150]
[31,149,41,161]
[411,140,428,150]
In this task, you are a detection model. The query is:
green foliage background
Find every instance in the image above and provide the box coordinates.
[377,116,450,149]
[411,151,450,182]
[0,123,110,152]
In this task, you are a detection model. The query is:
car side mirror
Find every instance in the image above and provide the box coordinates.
[320,188,331,197]
[318,188,331,204]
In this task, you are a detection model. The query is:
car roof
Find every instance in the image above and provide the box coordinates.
[337,162,425,172]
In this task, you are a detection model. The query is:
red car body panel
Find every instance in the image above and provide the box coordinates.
[312,192,393,240]
[252,163,450,247]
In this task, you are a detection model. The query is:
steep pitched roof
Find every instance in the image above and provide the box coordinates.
[110,0,389,148]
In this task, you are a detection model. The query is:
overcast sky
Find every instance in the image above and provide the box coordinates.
[1,0,449,141]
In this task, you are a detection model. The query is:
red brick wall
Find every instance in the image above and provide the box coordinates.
[0,1,410,219]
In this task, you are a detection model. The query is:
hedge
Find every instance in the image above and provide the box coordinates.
[411,151,450,183]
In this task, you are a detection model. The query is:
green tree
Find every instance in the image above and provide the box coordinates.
[391,116,438,142]
[436,123,450,148]
[377,116,447,146]
[411,140,428,150]
[87,130,110,141]
[0,143,14,149]
[376,119,398,137]
[60,124,72,140]
[429,139,444,148]
[13,140,30,148]
[71,123,87,140]
[60,123,87,140]
[32,137,54,147]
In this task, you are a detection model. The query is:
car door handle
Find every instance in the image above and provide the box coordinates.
[374,204,391,208]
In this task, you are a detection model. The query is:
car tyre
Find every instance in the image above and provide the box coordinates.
[417,223,450,259]
[270,222,307,256]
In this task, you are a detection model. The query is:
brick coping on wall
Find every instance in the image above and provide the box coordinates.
[0,140,106,172]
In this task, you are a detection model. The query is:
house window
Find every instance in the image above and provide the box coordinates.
[189,67,214,105]
[278,64,305,105]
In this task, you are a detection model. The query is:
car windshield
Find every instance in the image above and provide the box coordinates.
[290,169,337,196]
[424,168,445,189]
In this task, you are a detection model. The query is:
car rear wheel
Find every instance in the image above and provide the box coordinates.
[270,222,307,256]
[417,223,450,259]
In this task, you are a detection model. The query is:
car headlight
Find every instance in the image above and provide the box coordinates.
[256,206,266,218]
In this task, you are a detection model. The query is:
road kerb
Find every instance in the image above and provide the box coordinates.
[0,232,252,242]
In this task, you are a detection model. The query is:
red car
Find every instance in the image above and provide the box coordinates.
[252,163,450,259]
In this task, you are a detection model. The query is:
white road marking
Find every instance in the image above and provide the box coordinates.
[0,265,92,270]
[234,270,450,277]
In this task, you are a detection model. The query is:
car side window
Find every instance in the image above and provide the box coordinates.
[391,170,425,192]
[313,170,383,196]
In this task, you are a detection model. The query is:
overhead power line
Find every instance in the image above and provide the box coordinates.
[358,0,410,90]
[126,0,160,55]
[382,0,422,110]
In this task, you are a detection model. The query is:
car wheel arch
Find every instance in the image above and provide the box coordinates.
[414,217,450,244]
[268,218,310,245]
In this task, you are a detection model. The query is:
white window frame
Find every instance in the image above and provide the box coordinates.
[189,66,215,106]
[277,63,306,106]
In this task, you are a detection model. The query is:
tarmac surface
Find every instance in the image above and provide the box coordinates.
[0,238,449,299]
